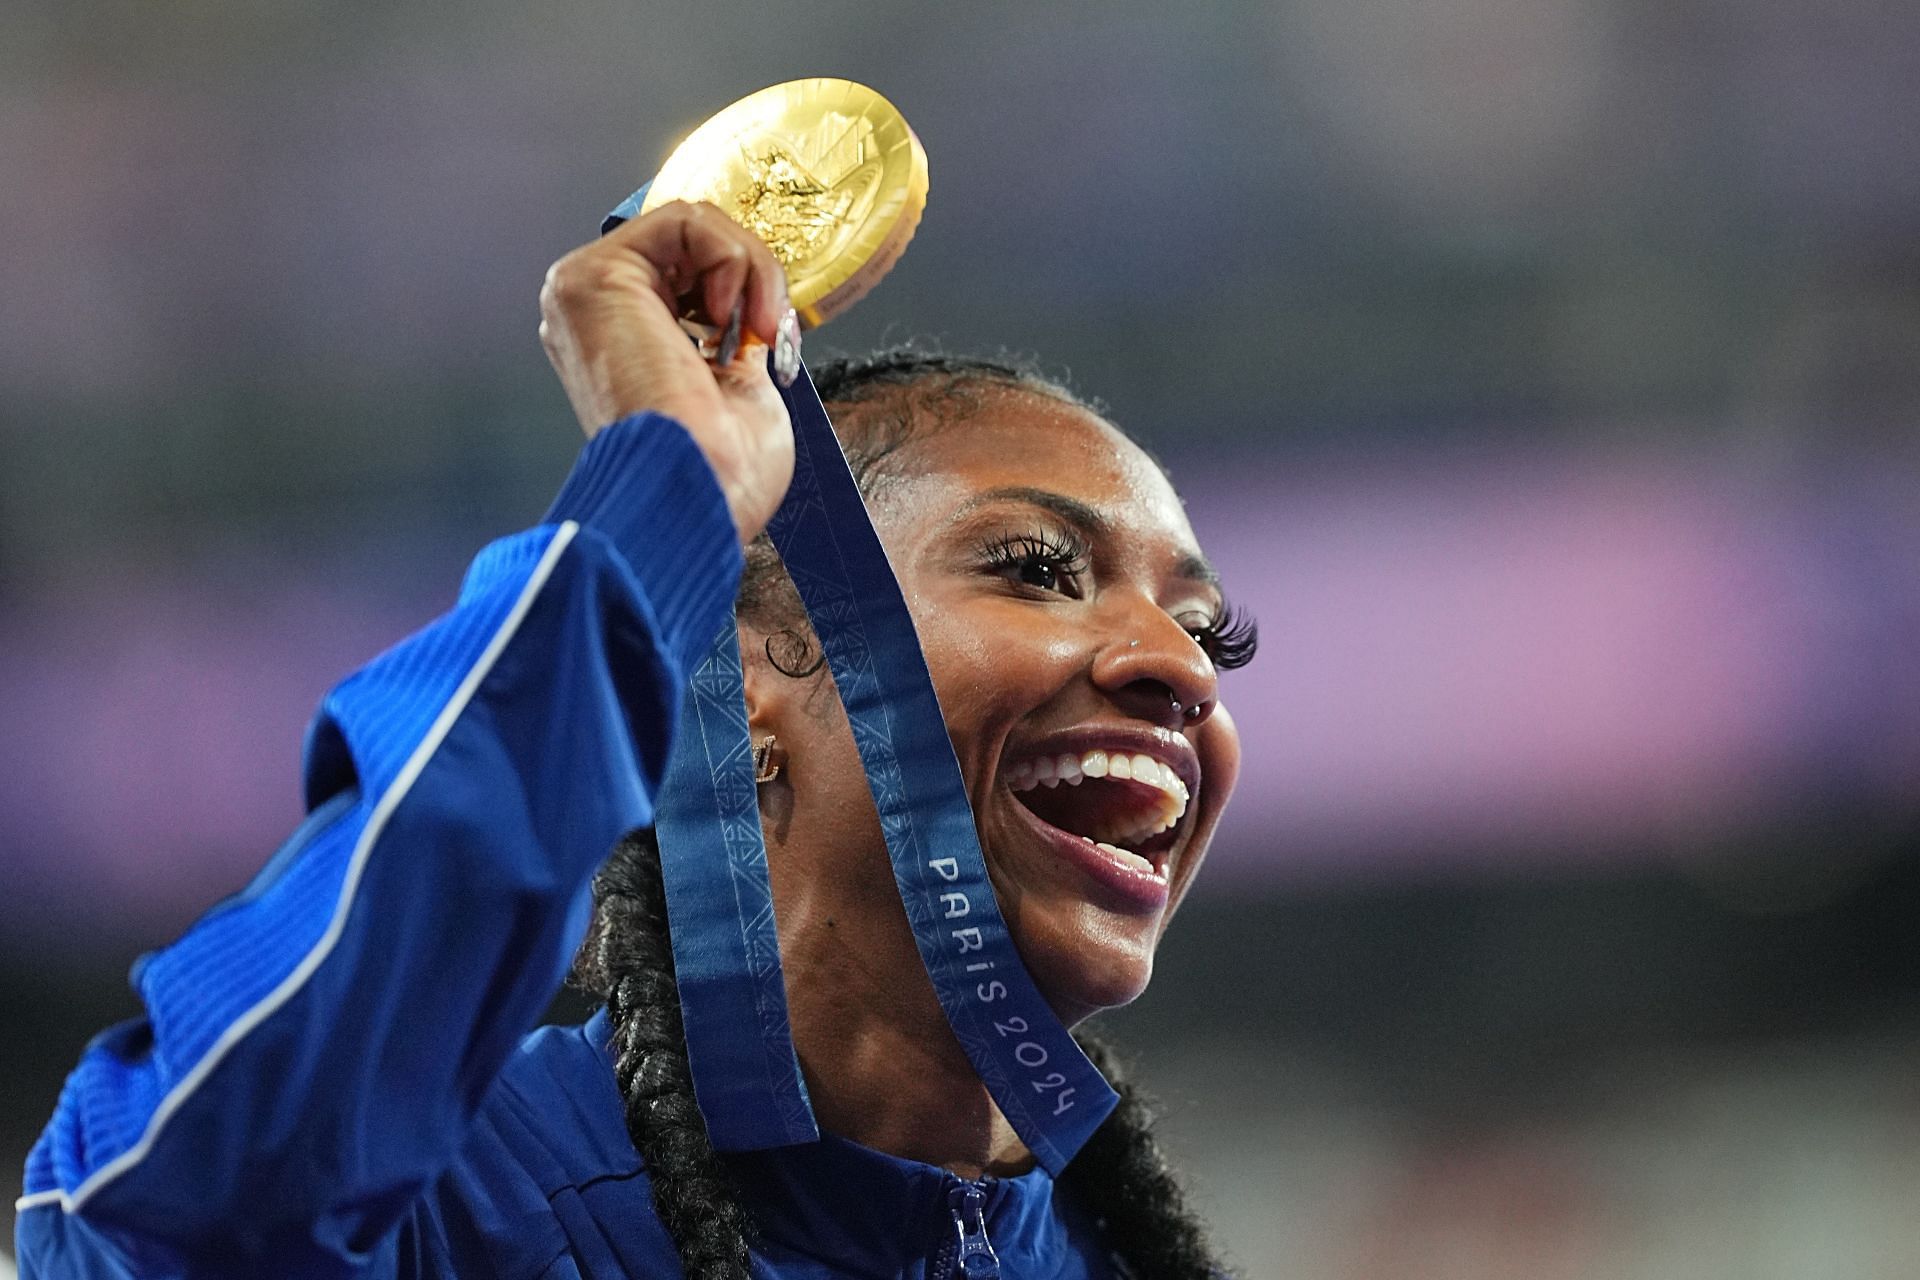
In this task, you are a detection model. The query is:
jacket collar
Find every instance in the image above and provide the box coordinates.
[584,1009,1075,1276]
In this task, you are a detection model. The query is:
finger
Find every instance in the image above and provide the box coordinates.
[712,334,788,425]
[674,202,790,345]
[697,239,752,341]
[603,202,782,329]
[735,227,792,348]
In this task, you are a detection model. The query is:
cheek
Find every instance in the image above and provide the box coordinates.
[784,685,867,807]
[1193,704,1243,832]
[915,600,1082,728]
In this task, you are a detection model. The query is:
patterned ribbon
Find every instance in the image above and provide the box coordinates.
[654,618,820,1149]
[615,187,1117,1173]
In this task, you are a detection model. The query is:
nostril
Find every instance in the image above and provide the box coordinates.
[1117,678,1193,729]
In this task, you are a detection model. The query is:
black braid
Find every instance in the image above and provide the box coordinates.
[569,831,754,1280]
[571,347,1228,1278]
[1065,1032,1235,1279]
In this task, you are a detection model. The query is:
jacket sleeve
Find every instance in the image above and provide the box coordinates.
[14,412,743,1279]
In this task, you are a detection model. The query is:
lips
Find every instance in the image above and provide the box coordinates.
[999,733,1200,905]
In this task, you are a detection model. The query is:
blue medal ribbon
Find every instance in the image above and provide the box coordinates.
[614,186,1117,1173]
[765,371,1119,1172]
[654,620,819,1150]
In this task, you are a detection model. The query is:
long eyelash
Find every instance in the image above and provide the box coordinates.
[1192,602,1260,670]
[977,528,1091,577]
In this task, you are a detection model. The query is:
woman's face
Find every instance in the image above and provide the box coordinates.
[749,386,1243,1023]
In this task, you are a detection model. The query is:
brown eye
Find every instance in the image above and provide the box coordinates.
[978,530,1090,598]
[1016,556,1062,592]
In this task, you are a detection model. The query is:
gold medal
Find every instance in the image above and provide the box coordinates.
[641,78,929,328]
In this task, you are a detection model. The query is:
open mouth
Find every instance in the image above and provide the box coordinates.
[1005,747,1193,878]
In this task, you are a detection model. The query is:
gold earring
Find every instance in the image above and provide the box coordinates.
[752,734,782,784]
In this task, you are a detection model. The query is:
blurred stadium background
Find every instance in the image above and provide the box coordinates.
[5,0,1919,1273]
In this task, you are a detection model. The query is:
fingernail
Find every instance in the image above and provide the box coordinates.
[773,308,802,387]
[716,302,743,368]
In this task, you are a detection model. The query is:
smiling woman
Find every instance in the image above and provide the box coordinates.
[15,206,1251,1278]
[741,355,1247,1018]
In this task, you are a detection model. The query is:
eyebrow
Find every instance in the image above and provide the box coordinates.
[949,485,1222,589]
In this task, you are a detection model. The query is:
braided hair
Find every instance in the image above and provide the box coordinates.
[569,349,1233,1279]
[570,830,754,1278]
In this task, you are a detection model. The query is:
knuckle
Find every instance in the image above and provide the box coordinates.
[541,251,609,310]
[692,201,740,233]
[539,256,576,305]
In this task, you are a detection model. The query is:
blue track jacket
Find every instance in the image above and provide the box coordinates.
[15,414,1113,1279]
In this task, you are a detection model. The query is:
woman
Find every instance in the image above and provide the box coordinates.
[15,201,1254,1278]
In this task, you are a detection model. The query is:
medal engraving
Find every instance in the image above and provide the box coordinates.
[642,79,928,327]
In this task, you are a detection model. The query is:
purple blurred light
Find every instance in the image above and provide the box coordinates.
[1,443,1916,934]
[1189,444,1920,877]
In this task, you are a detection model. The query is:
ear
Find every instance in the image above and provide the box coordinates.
[740,624,775,735]
[739,622,797,740]
[738,624,799,838]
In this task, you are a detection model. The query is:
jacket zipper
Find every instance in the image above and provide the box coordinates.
[932,1177,1002,1279]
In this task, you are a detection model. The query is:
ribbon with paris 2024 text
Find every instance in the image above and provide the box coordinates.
[652,354,1118,1173]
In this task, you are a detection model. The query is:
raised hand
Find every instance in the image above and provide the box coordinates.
[538,200,802,543]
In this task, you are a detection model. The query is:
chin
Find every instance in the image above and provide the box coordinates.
[1012,902,1161,1023]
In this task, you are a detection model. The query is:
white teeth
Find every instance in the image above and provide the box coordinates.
[1006,746,1193,846]
[1094,840,1159,876]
